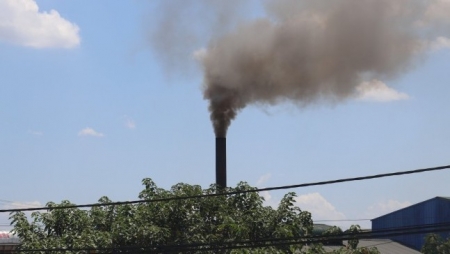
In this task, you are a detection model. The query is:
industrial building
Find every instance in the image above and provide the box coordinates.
[372,196,450,251]
[0,231,19,253]
[310,224,420,253]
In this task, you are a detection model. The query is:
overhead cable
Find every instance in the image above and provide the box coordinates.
[13,222,450,253]
[0,164,448,213]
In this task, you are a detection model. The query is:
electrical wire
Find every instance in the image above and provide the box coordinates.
[1,164,448,213]
[314,219,371,222]
[11,222,450,253]
[164,222,450,251]
[139,222,450,253]
[357,240,394,249]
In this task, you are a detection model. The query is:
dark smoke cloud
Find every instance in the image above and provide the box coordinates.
[147,0,250,77]
[148,0,450,137]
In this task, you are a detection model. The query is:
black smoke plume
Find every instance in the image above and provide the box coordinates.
[149,0,450,137]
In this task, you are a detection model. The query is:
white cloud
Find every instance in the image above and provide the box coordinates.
[78,127,104,137]
[1,200,41,209]
[262,192,358,228]
[28,130,43,136]
[356,79,410,102]
[256,174,278,208]
[0,0,80,48]
[260,191,280,208]
[126,120,136,129]
[428,36,450,51]
[365,199,411,219]
[123,116,136,130]
[295,193,347,224]
[192,47,208,61]
[260,191,272,203]
[0,200,42,230]
[256,173,271,186]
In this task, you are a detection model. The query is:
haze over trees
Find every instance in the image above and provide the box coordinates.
[10,179,377,253]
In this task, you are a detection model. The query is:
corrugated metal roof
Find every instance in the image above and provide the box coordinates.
[0,231,20,244]
[316,239,420,254]
[371,196,450,250]
[358,239,421,254]
[371,196,450,221]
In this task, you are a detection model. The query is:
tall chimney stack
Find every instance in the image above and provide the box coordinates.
[215,137,226,188]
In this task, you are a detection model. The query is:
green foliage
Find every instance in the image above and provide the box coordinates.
[10,179,313,253]
[346,225,361,249]
[422,233,450,254]
[331,246,380,254]
[333,224,379,254]
[321,226,344,246]
[10,179,379,254]
[319,225,380,254]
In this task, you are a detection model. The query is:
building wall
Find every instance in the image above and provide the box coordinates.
[0,231,19,253]
[372,197,450,250]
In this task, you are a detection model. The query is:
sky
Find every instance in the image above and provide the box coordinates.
[0,0,449,230]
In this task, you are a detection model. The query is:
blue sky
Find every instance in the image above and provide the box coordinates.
[0,0,449,230]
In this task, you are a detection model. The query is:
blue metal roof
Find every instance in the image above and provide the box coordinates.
[306,239,420,254]
[371,197,450,221]
[371,196,450,250]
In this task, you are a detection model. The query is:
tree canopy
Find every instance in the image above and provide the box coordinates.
[10,179,377,253]
[421,233,450,254]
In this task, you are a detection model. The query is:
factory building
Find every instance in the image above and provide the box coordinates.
[0,231,19,253]
[372,196,450,250]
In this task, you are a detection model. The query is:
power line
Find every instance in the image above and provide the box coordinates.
[315,219,371,222]
[178,222,450,251]
[138,222,450,253]
[12,222,450,253]
[0,164,448,213]
[13,230,450,253]
[358,240,394,249]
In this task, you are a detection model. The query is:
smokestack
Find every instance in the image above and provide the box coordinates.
[215,137,226,188]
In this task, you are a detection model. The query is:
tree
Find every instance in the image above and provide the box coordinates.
[422,233,450,254]
[10,179,377,253]
[315,225,380,254]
